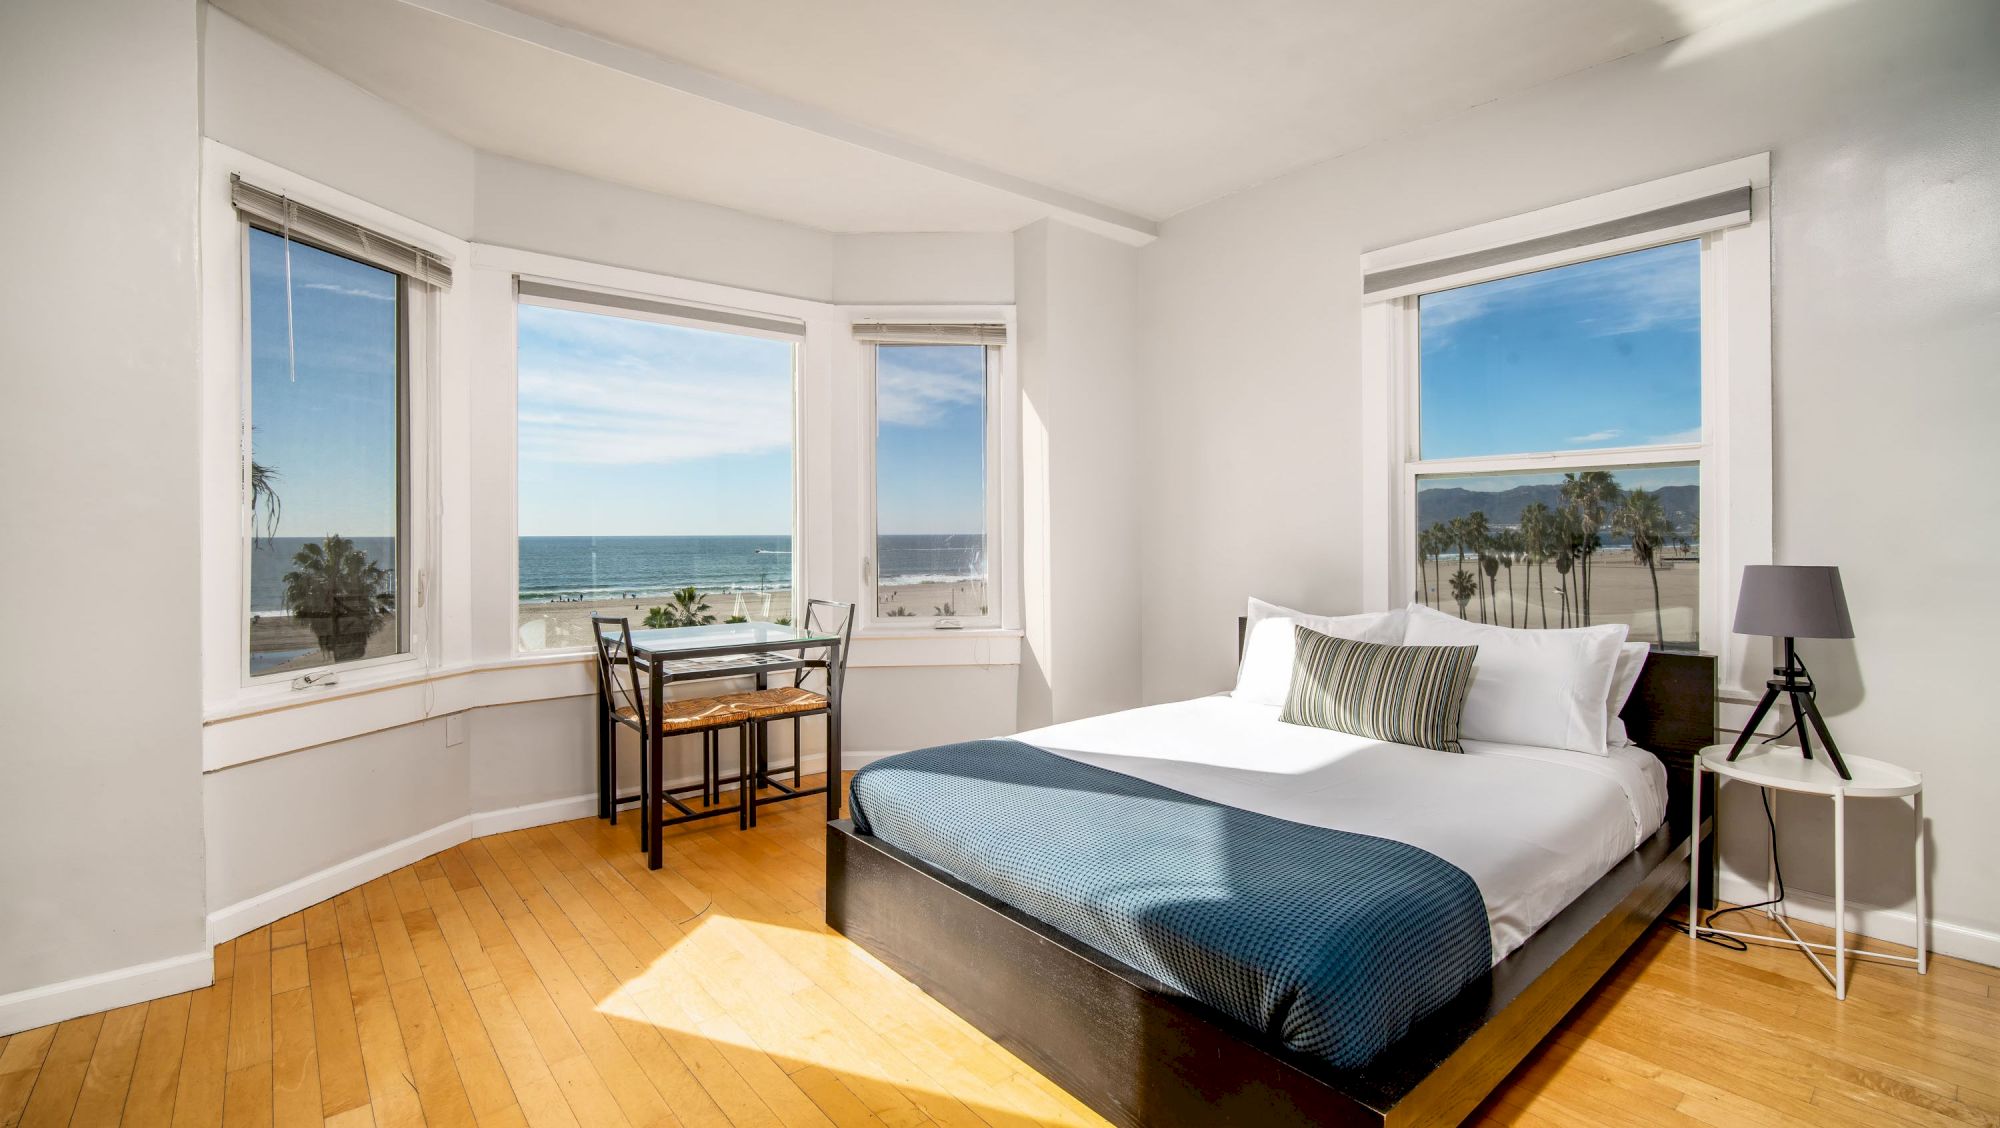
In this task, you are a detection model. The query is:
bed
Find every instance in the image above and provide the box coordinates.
[826,622,1715,1128]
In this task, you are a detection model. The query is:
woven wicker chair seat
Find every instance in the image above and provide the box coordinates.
[713,686,829,719]
[615,695,754,734]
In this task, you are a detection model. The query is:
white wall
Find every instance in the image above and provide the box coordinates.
[475,154,837,300]
[202,7,475,237]
[1137,0,2000,958]
[0,0,211,1028]
[833,233,1015,304]
[1018,220,1145,727]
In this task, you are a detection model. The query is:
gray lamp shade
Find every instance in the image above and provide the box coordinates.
[1732,565,1854,639]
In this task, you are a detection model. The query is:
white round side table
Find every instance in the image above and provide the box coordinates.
[1688,743,1926,999]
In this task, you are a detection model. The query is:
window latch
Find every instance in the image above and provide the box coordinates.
[291,671,339,692]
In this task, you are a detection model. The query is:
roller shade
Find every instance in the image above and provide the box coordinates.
[231,175,453,290]
[1363,186,1750,301]
[516,278,805,340]
[852,322,1007,346]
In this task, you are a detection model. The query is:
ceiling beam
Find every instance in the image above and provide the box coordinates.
[394,0,1159,245]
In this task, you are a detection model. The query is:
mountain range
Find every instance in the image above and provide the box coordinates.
[1416,482,1697,532]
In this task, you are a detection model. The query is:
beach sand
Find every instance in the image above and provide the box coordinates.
[1416,546,1699,645]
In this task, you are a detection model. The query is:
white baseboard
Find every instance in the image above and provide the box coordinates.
[15,746,911,1037]
[207,747,898,948]
[207,815,478,946]
[1716,875,1999,969]
[0,950,213,1038]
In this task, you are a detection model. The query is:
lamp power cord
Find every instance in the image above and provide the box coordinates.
[1671,655,1814,951]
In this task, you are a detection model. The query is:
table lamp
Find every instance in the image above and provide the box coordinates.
[1727,565,1854,779]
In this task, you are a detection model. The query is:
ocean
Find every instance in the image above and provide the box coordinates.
[250,534,984,611]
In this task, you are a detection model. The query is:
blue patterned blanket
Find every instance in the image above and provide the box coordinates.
[848,739,1492,1070]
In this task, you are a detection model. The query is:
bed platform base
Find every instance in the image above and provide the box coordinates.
[826,647,1716,1127]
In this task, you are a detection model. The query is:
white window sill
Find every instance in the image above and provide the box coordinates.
[202,631,1023,772]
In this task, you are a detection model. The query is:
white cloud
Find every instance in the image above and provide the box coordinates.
[1420,242,1700,347]
[1647,426,1703,445]
[297,281,394,302]
[1568,428,1624,443]
[877,362,983,426]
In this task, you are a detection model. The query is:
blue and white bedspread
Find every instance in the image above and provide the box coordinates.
[847,738,1493,1070]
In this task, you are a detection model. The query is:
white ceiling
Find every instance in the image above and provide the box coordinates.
[213,0,1776,239]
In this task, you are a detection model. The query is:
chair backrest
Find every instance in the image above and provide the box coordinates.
[798,598,855,692]
[591,614,646,730]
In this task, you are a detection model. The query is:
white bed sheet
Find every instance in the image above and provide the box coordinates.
[1012,695,1668,962]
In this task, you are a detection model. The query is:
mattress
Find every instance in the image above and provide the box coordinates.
[1013,694,1669,961]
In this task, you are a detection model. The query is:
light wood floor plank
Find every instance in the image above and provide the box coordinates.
[121,993,194,1128]
[15,773,1998,1128]
[69,1002,149,1126]
[271,986,322,1128]
[17,1011,102,1128]
[304,945,370,1119]
[170,978,234,1128]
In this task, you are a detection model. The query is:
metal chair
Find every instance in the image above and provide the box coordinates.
[716,598,854,824]
[591,615,753,840]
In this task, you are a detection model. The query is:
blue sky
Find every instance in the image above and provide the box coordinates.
[1419,239,1701,460]
[249,229,400,538]
[517,304,796,536]
[875,345,986,536]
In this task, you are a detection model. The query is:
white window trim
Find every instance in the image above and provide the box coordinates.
[1359,154,1772,697]
[199,142,465,724]
[851,310,1020,636]
[489,251,825,660]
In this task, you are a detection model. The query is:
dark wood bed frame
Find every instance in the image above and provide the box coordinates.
[827,623,1717,1127]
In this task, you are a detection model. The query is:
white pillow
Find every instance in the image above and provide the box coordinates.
[1605,642,1649,748]
[1400,603,1629,756]
[1233,598,1405,707]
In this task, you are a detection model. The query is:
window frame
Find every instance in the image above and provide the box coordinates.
[860,340,1008,632]
[237,227,416,686]
[200,143,453,720]
[1360,155,1772,692]
[506,277,807,657]
[848,312,1016,640]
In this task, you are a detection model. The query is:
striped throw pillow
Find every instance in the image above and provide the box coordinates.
[1278,625,1479,753]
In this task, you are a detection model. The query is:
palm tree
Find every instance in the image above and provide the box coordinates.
[642,606,675,629]
[1426,523,1447,609]
[669,586,716,627]
[1462,511,1491,623]
[1553,550,1574,628]
[1613,489,1674,644]
[1448,569,1477,619]
[1560,471,1621,625]
[1480,552,1501,625]
[1518,503,1553,628]
[250,460,282,545]
[1494,528,1521,628]
[1415,526,1435,607]
[282,534,395,662]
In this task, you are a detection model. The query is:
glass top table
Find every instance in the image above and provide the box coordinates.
[607,619,847,869]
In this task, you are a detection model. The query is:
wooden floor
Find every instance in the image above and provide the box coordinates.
[3,776,1995,1128]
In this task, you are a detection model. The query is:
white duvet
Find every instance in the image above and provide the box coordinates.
[1012,695,1667,962]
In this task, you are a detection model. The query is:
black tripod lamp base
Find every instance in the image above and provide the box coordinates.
[1726,640,1850,780]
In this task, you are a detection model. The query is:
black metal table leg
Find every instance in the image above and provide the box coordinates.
[827,639,843,820]
[648,663,664,869]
